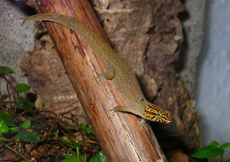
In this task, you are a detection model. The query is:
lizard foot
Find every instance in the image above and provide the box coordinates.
[137,119,148,131]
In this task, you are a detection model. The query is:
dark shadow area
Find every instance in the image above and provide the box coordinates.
[9,0,36,15]
[175,11,190,73]
[175,0,190,73]
[26,92,37,103]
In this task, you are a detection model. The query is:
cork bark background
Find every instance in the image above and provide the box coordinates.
[1,0,203,159]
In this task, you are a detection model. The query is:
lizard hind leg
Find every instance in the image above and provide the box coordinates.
[95,63,115,81]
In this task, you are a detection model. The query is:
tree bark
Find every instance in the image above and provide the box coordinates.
[24,0,168,161]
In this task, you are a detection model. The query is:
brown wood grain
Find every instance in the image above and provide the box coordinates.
[25,0,168,161]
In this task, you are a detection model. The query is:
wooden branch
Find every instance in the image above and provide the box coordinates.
[24,0,168,161]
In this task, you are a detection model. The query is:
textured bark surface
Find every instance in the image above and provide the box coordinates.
[19,0,199,160]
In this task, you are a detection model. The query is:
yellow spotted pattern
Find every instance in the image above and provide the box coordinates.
[143,105,172,124]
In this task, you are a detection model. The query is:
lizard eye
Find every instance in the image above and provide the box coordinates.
[156,113,161,118]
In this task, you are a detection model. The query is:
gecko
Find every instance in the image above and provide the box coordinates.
[22,14,172,125]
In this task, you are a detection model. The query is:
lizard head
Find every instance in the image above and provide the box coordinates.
[143,104,172,124]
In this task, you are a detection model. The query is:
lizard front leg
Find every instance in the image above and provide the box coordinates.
[111,106,148,130]
[111,105,142,119]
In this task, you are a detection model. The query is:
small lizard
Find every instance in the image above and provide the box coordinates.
[22,14,172,125]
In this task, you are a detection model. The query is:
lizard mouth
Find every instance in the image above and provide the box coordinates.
[163,118,172,124]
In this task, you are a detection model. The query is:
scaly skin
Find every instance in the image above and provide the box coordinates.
[22,14,172,125]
